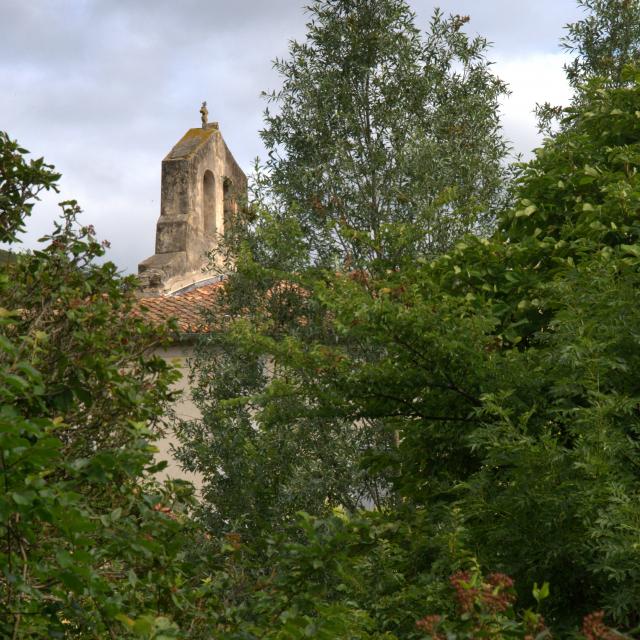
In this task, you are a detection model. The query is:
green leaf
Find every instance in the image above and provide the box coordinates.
[621,244,640,257]
[533,581,550,604]
[55,550,74,569]
[11,491,36,506]
[515,204,537,217]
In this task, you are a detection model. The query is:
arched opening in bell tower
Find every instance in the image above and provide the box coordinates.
[203,170,216,234]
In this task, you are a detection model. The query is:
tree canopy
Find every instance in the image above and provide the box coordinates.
[258,0,508,270]
[178,0,510,544]
[6,0,640,637]
[175,1,640,636]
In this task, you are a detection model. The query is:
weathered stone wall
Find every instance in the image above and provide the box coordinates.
[138,124,247,295]
[137,121,246,491]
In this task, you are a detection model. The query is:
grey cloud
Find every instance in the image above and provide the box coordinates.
[90,0,309,38]
[409,1,581,54]
[1,0,582,273]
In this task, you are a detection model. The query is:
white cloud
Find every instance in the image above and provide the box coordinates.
[1,0,582,272]
[496,52,574,159]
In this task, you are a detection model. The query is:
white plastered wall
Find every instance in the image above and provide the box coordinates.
[153,343,203,492]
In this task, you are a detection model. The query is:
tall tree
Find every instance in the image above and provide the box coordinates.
[178,0,509,541]
[259,0,508,270]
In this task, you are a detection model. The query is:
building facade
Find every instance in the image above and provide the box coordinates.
[137,114,247,486]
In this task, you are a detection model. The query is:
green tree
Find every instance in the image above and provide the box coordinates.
[0,130,60,243]
[538,0,640,131]
[259,0,508,269]
[273,76,640,630]
[178,0,509,544]
[563,0,640,89]
[0,133,215,638]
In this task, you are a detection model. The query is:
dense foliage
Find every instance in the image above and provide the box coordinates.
[0,135,212,638]
[288,74,640,630]
[178,0,509,542]
[6,0,640,637]
[177,4,640,636]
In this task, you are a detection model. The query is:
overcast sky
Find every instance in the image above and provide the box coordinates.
[1,0,583,273]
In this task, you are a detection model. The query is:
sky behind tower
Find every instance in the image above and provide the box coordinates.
[1,0,582,272]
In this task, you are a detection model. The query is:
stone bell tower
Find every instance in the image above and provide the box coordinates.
[138,106,247,295]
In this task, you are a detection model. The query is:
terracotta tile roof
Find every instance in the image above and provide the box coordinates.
[137,280,224,333]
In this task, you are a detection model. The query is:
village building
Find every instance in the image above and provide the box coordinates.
[137,108,247,486]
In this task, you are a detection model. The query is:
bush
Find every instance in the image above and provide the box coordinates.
[0,133,209,638]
